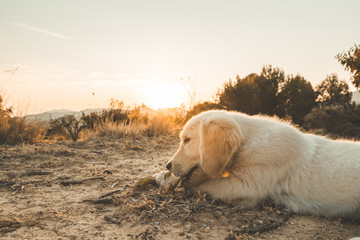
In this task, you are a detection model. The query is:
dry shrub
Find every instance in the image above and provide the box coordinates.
[0,96,45,145]
[146,114,178,137]
[0,116,45,145]
[93,114,179,139]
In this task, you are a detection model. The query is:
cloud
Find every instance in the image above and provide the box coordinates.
[11,22,71,39]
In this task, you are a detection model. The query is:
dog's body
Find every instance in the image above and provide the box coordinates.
[161,110,360,220]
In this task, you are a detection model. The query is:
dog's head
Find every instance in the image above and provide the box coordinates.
[166,111,242,179]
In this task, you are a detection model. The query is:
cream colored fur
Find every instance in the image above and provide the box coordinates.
[158,110,360,220]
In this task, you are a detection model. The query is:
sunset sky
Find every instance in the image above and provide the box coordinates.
[1,0,360,114]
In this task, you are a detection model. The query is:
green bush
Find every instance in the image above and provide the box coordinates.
[303,103,360,139]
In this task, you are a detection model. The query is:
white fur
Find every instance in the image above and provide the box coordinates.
[160,110,360,220]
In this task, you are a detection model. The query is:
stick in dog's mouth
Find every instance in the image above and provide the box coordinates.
[183,165,199,182]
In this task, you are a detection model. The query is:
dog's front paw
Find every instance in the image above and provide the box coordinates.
[184,167,208,187]
[153,170,181,187]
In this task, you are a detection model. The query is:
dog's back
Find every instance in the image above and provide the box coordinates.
[278,134,360,219]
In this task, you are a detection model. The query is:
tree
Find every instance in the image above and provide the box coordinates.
[278,74,316,125]
[49,115,87,141]
[216,66,285,116]
[315,74,352,107]
[216,74,262,115]
[257,65,285,115]
[336,44,360,89]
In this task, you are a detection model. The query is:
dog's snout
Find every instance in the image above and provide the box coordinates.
[166,162,172,170]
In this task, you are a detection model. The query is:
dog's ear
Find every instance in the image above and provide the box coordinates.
[199,118,241,178]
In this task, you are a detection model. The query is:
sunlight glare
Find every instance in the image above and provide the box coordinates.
[141,81,186,110]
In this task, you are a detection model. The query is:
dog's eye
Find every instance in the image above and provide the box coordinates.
[183,137,191,144]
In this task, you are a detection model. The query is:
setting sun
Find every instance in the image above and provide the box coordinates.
[140,81,187,110]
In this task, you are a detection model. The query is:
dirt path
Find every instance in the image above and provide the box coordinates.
[0,136,359,239]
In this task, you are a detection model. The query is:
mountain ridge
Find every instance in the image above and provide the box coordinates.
[26,106,180,121]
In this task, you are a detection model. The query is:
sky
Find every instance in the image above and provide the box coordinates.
[0,0,360,114]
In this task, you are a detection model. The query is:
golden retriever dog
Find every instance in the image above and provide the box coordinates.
[154,110,360,220]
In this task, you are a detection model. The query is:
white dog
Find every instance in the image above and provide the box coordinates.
[155,110,360,220]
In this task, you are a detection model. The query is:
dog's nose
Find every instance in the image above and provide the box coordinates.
[166,162,172,170]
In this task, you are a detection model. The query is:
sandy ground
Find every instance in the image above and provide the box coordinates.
[0,135,359,240]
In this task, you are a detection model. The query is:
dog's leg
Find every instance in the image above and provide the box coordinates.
[192,174,267,206]
[183,167,209,187]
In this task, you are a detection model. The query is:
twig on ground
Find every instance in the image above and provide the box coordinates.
[60,176,104,186]
[99,189,122,199]
[82,197,113,204]
[22,171,52,176]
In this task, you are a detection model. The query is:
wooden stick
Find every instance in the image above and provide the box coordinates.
[98,189,122,199]
[60,176,104,186]
[82,197,113,204]
[22,171,52,176]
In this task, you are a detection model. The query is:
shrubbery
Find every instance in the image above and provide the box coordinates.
[1,43,359,143]
[0,96,44,144]
[303,103,360,139]
[45,100,175,141]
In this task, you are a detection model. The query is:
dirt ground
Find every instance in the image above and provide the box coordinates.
[1,135,359,240]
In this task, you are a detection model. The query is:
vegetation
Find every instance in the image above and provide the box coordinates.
[315,74,352,107]
[336,44,360,89]
[0,96,44,144]
[181,101,224,124]
[1,44,360,144]
[304,103,360,139]
[215,70,316,125]
[277,74,316,125]
[48,115,87,142]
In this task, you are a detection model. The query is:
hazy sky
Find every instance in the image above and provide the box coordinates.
[1,0,360,113]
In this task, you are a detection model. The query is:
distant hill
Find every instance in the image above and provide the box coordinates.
[26,106,181,122]
[26,108,105,121]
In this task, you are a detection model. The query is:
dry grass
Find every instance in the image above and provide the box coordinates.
[0,93,181,145]
[92,114,180,140]
[0,116,45,145]
[0,94,45,145]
